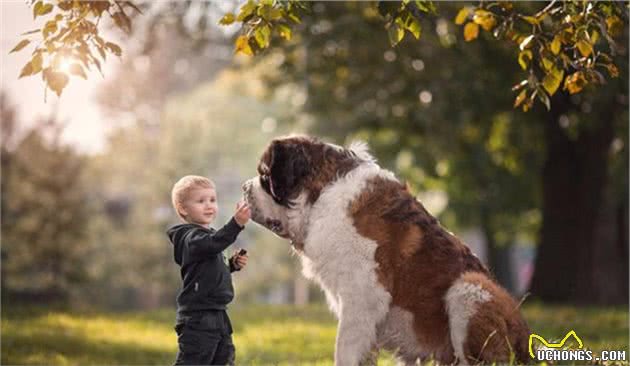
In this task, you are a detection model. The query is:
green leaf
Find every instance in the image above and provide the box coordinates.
[288,13,301,24]
[518,50,533,70]
[521,15,539,25]
[237,0,256,21]
[69,63,87,79]
[268,7,283,20]
[454,7,470,25]
[254,25,271,48]
[542,66,564,96]
[550,35,561,55]
[388,24,405,46]
[219,12,235,25]
[541,57,553,71]
[277,24,292,40]
[537,87,551,110]
[9,39,31,53]
[407,18,421,39]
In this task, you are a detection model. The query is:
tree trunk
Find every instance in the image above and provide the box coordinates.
[529,93,627,305]
[481,209,516,294]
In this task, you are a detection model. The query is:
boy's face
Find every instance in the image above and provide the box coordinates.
[179,187,218,226]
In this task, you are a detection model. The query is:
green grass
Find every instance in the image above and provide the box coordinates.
[2,303,628,365]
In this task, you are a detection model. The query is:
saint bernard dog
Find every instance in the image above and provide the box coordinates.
[242,135,530,365]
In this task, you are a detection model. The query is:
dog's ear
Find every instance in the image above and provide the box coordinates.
[268,141,310,205]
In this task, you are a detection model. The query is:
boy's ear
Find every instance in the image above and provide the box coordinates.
[176,202,188,218]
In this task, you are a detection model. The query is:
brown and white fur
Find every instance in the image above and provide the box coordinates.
[242,136,530,365]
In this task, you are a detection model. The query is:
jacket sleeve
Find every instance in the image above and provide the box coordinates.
[185,218,243,259]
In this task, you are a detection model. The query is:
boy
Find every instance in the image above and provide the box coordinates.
[167,175,251,366]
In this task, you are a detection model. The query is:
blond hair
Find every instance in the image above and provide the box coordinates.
[171,175,216,221]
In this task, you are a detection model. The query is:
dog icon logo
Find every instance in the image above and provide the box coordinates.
[529,330,584,358]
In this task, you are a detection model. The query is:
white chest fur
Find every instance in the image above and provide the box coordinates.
[299,163,397,365]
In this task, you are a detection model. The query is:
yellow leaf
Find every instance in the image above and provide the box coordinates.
[590,30,599,44]
[606,16,623,37]
[31,52,43,73]
[550,35,561,55]
[606,64,619,78]
[455,7,470,25]
[521,15,539,25]
[69,63,87,79]
[219,13,235,25]
[464,22,479,42]
[576,40,592,57]
[105,42,122,57]
[473,9,496,31]
[42,20,57,38]
[19,61,34,78]
[9,39,31,53]
[46,70,69,96]
[514,89,527,108]
[541,57,553,71]
[235,35,253,56]
[518,50,533,70]
[542,67,564,96]
[563,72,586,94]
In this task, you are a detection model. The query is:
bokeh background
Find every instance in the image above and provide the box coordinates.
[1,1,628,365]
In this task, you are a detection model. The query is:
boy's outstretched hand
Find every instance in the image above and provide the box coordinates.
[231,249,249,270]
[234,200,251,226]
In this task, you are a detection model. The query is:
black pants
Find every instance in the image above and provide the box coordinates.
[173,310,235,366]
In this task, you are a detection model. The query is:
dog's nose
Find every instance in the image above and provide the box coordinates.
[242,180,251,192]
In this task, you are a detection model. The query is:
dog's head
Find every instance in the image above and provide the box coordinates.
[243,135,369,244]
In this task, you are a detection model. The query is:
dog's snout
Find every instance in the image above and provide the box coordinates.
[242,180,252,192]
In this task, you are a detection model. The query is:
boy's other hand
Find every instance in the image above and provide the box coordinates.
[232,249,248,270]
[234,200,251,226]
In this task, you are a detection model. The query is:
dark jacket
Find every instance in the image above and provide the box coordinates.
[167,218,243,313]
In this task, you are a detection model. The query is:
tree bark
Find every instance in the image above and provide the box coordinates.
[529,93,627,305]
[481,209,516,294]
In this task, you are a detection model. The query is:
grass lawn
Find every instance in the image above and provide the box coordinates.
[2,303,628,365]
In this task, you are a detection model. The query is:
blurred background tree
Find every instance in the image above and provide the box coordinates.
[1,93,90,304]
